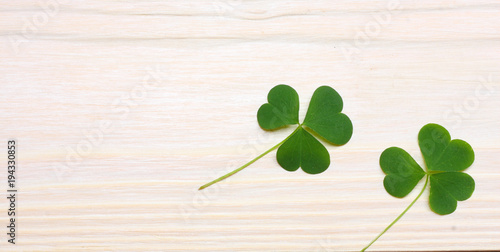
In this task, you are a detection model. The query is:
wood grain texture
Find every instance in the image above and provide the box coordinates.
[1,0,500,251]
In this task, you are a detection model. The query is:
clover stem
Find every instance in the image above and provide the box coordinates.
[199,125,302,190]
[361,175,429,252]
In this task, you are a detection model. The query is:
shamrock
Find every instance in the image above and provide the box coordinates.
[258,85,353,174]
[199,84,353,190]
[382,123,475,215]
[362,123,475,251]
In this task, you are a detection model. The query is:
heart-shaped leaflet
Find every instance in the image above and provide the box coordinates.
[380,147,425,198]
[418,123,475,172]
[277,127,330,174]
[257,84,299,130]
[303,86,353,145]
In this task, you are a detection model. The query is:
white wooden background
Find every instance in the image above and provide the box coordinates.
[1,1,500,251]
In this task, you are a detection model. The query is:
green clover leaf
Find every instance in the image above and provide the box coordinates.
[380,147,425,198]
[276,127,330,174]
[418,123,475,172]
[429,172,475,215]
[303,86,353,145]
[362,123,475,251]
[200,85,352,189]
[257,84,299,130]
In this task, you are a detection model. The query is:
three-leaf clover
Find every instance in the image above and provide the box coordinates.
[362,123,475,251]
[199,84,353,190]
